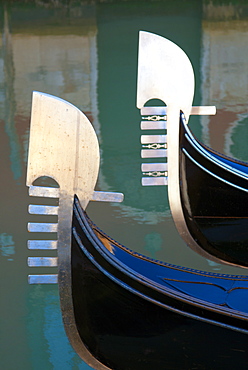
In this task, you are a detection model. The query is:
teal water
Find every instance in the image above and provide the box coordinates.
[0,1,248,369]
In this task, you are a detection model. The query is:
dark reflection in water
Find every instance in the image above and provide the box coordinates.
[0,1,248,369]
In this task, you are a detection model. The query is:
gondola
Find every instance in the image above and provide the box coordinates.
[137,31,248,268]
[71,194,248,370]
[178,113,248,268]
[26,32,248,369]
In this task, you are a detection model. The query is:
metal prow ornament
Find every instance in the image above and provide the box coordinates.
[137,30,217,260]
[137,30,216,186]
[26,91,122,369]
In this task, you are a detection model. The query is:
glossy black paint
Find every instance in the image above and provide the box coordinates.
[71,197,248,370]
[180,116,248,267]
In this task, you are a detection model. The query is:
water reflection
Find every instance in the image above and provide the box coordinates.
[201,4,248,160]
[28,286,88,369]
[0,232,15,260]
[1,1,248,369]
[144,232,162,259]
[2,7,22,181]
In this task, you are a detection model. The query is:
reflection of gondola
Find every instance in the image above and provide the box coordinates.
[71,195,248,370]
[27,32,248,369]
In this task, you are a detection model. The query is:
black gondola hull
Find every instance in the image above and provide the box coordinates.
[179,117,248,267]
[71,198,248,370]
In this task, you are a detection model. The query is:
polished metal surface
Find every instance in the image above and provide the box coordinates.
[141,149,167,158]
[141,163,168,172]
[143,171,168,177]
[29,204,59,215]
[26,92,100,206]
[137,31,195,120]
[28,257,58,267]
[1,4,247,369]
[26,92,112,370]
[137,31,194,207]
[28,222,58,233]
[141,107,167,115]
[141,135,167,144]
[142,177,168,186]
[92,191,124,202]
[29,185,60,198]
[28,274,58,284]
[141,106,216,116]
[136,31,223,264]
[191,106,216,115]
[28,240,58,250]
[142,143,167,149]
[142,114,167,121]
[141,121,167,130]
[137,32,247,268]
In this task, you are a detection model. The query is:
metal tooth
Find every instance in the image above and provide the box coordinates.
[29,187,124,203]
[28,240,57,250]
[28,257,58,267]
[141,149,167,158]
[91,191,124,203]
[141,106,216,116]
[29,204,59,215]
[28,274,58,284]
[141,106,167,116]
[28,222,58,233]
[190,106,216,115]
[29,185,60,198]
[142,177,168,186]
[141,135,167,144]
[141,121,167,130]
[141,163,168,172]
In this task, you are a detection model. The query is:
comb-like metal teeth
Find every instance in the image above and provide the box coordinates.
[28,222,58,233]
[27,184,124,285]
[141,121,167,130]
[142,177,168,186]
[141,163,168,172]
[29,185,59,198]
[141,135,167,144]
[29,204,59,215]
[141,149,167,158]
[28,274,58,284]
[28,257,58,267]
[28,240,57,250]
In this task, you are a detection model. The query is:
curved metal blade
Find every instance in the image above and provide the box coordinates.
[26,91,100,209]
[137,31,195,121]
[26,92,111,369]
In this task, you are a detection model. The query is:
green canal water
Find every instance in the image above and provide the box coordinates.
[0,1,248,368]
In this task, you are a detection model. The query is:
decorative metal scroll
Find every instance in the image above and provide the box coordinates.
[140,106,168,186]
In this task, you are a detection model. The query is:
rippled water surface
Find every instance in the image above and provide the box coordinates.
[1,1,248,368]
